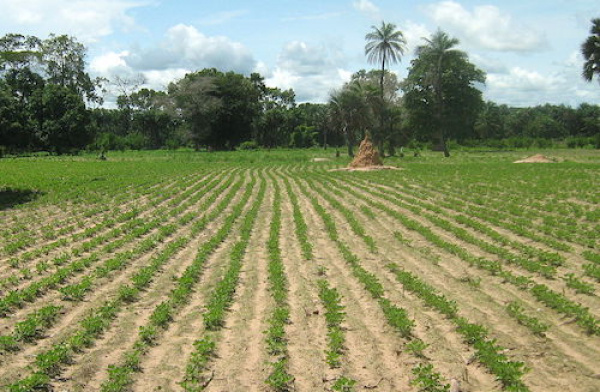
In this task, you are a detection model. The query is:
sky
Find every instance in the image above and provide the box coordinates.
[1,0,599,107]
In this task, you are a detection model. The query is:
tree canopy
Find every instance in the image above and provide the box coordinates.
[403,30,486,156]
[582,18,600,84]
[0,27,599,157]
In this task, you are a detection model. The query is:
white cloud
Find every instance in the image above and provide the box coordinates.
[90,51,130,75]
[0,0,144,43]
[89,25,257,106]
[266,40,351,102]
[142,68,189,90]
[424,1,547,52]
[353,0,381,20]
[488,67,562,92]
[403,21,432,54]
[484,65,600,107]
[125,24,256,74]
[470,54,509,74]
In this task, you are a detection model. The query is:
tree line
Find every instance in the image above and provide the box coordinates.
[1,20,599,156]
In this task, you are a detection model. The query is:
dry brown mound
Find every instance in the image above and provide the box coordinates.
[514,154,555,163]
[349,135,383,168]
[330,165,400,172]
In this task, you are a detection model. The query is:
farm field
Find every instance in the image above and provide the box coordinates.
[0,149,599,392]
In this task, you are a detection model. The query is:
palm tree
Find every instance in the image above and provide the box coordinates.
[582,18,600,84]
[329,81,374,157]
[365,21,406,94]
[416,30,465,157]
[365,21,406,156]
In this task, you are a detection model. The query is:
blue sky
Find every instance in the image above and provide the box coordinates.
[1,0,599,107]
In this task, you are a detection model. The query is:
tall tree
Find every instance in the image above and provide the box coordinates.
[167,73,221,150]
[403,30,485,156]
[365,22,406,95]
[582,18,600,84]
[365,21,406,155]
[329,81,374,157]
[42,34,103,103]
[0,34,42,73]
[33,84,91,154]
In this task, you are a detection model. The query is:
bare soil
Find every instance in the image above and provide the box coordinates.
[2,166,598,392]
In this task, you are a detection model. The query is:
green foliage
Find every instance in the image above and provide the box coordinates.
[13,305,61,342]
[582,18,600,83]
[7,372,51,392]
[181,337,216,392]
[411,363,450,392]
[331,377,357,392]
[564,273,595,295]
[405,338,429,358]
[317,279,346,369]
[403,30,485,155]
[0,335,19,352]
[506,302,549,336]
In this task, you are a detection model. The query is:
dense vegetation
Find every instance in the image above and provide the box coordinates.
[1,19,599,156]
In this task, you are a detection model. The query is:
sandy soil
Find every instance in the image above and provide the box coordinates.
[1,166,598,392]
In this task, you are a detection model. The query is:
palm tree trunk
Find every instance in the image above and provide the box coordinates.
[344,125,354,157]
[435,55,450,157]
[379,56,386,157]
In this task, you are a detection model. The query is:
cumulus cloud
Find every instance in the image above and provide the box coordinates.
[90,51,131,75]
[0,0,144,43]
[483,65,599,107]
[424,1,547,52]
[402,21,432,54]
[125,24,256,75]
[488,67,563,92]
[353,0,381,20]
[89,25,258,106]
[469,54,509,74]
[266,41,351,102]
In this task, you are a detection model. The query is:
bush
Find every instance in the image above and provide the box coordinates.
[237,140,259,150]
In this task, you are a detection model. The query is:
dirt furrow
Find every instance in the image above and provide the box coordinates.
[277,179,329,391]
[316,175,600,391]
[291,177,416,391]
[333,175,600,321]
[202,182,273,391]
[0,172,242,386]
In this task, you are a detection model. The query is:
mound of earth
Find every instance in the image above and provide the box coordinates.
[514,154,556,163]
[349,135,383,168]
[329,136,399,171]
[330,165,400,172]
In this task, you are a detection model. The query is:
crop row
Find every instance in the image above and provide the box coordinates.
[0,175,188,258]
[341,174,562,278]
[292,173,452,390]
[321,173,600,336]
[0,173,232,320]
[399,173,598,249]
[1,173,242,354]
[263,179,294,391]
[387,263,529,391]
[6,171,248,390]
[0,173,207,288]
[101,175,261,391]
[182,176,266,391]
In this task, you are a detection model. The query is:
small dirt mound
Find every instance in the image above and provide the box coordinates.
[514,154,556,163]
[349,135,383,168]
